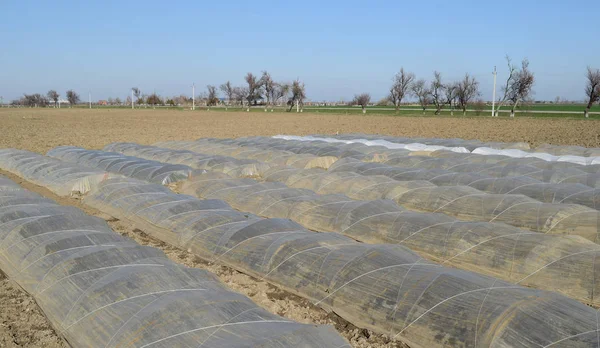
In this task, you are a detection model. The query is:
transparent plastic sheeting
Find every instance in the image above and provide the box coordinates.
[534,144,600,157]
[47,146,193,185]
[244,136,600,174]
[198,136,600,175]
[213,137,600,187]
[182,171,600,307]
[147,141,338,170]
[102,142,275,177]
[8,155,600,347]
[140,141,600,238]
[0,149,124,196]
[67,145,600,307]
[83,177,600,348]
[299,134,600,165]
[193,137,600,209]
[0,175,347,348]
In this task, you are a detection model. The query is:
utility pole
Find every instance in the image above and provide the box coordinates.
[89,90,92,109]
[131,89,134,110]
[491,66,497,117]
[192,83,195,110]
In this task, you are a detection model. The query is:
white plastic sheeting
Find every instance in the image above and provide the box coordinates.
[328,133,531,151]
[273,135,472,154]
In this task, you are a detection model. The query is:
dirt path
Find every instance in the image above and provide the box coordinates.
[0,169,407,348]
[1,108,599,154]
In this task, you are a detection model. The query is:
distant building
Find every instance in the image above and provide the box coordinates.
[48,99,70,106]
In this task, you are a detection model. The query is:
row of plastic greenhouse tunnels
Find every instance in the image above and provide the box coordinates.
[3,133,600,347]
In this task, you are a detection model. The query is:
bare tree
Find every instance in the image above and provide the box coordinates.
[430,71,445,115]
[389,68,415,111]
[194,92,207,107]
[584,66,600,118]
[272,83,290,110]
[206,85,219,107]
[496,56,534,117]
[140,94,148,108]
[411,79,431,114]
[233,87,249,109]
[132,87,141,108]
[219,81,234,109]
[473,99,486,116]
[353,93,371,113]
[173,94,190,106]
[261,71,275,111]
[66,90,80,107]
[147,93,162,108]
[456,74,480,116]
[126,95,132,106]
[444,82,459,116]
[23,94,49,107]
[244,72,263,110]
[47,90,59,108]
[494,56,516,116]
[507,59,534,117]
[288,79,306,112]
[376,97,390,106]
[115,97,122,105]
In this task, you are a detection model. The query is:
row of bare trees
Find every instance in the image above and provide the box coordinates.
[352,69,481,116]
[391,69,481,116]
[12,90,80,107]
[125,73,307,112]
[11,60,599,117]
[218,72,306,112]
[350,56,539,117]
[348,61,596,118]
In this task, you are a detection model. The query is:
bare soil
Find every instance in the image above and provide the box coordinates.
[0,273,66,348]
[1,108,599,155]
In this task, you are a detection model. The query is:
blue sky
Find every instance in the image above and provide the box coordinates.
[0,0,597,102]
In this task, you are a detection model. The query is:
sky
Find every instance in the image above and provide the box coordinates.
[0,0,597,103]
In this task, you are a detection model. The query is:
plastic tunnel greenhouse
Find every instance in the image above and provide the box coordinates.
[179,137,600,210]
[0,174,347,347]
[125,141,600,241]
[47,145,600,307]
[5,151,600,347]
[292,134,600,166]
[46,146,194,185]
[202,136,600,184]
